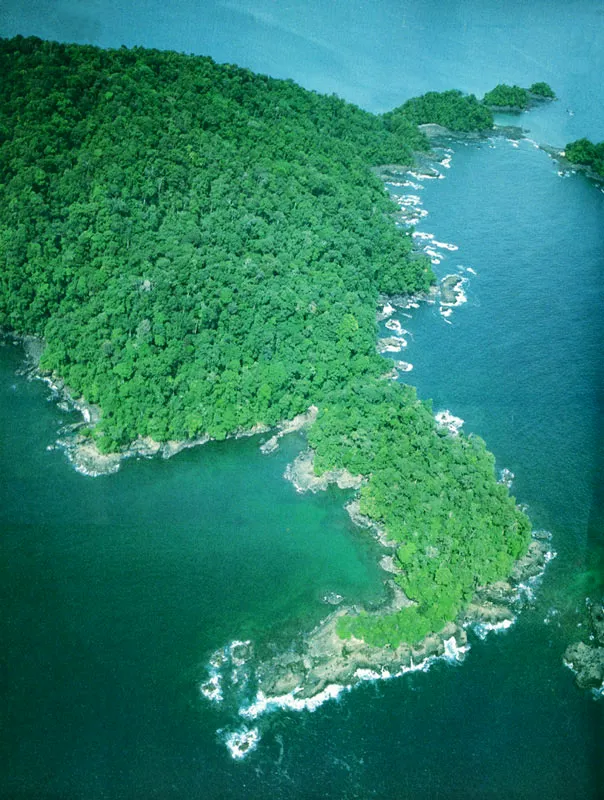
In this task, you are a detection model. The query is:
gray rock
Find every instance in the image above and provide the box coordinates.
[565,642,604,690]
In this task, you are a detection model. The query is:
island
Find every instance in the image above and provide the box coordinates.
[0,36,546,679]
[565,601,604,694]
[482,81,557,112]
[562,137,604,180]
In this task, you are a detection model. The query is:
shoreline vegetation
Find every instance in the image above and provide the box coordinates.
[2,36,554,673]
[555,138,604,183]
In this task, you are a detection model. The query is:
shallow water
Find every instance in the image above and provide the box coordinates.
[1,1,604,797]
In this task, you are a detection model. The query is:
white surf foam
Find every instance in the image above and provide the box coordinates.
[499,468,514,488]
[222,726,260,760]
[407,170,440,181]
[200,673,223,703]
[240,636,470,720]
[385,319,409,336]
[397,194,422,207]
[396,361,413,372]
[443,635,470,661]
[378,302,395,320]
[434,410,464,435]
[440,284,467,309]
[377,336,407,353]
[229,640,252,667]
[240,683,348,720]
[471,618,516,640]
[432,239,458,251]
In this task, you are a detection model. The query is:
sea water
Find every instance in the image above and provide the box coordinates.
[1,1,604,797]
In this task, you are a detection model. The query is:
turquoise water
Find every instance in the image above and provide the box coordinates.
[2,1,604,797]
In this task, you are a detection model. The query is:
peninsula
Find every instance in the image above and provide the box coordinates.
[1,37,538,654]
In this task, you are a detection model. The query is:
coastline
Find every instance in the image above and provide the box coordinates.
[538,144,604,185]
[564,601,604,696]
[417,122,526,142]
[8,330,323,476]
[202,521,553,720]
[249,533,552,706]
[243,438,554,706]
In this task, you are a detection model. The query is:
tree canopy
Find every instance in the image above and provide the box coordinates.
[483,81,556,109]
[308,380,530,646]
[383,89,494,133]
[529,81,556,99]
[0,35,431,447]
[564,138,604,178]
[483,84,530,109]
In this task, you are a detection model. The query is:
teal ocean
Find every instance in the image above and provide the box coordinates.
[1,1,603,797]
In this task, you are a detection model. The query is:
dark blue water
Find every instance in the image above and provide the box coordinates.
[1,2,603,797]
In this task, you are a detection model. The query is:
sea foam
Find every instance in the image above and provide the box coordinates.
[222,726,260,760]
[239,636,469,721]
[434,410,464,435]
[240,683,348,719]
[471,618,516,641]
[432,239,458,251]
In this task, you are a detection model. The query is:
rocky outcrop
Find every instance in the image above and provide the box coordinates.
[254,605,467,701]
[564,601,604,693]
[463,538,554,631]
[259,406,318,454]
[440,274,463,305]
[284,449,364,493]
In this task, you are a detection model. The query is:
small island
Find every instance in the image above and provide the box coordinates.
[565,601,604,694]
[562,137,604,180]
[482,81,557,112]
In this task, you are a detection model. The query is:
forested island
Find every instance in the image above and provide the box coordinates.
[1,36,539,655]
[482,82,556,111]
[563,138,604,179]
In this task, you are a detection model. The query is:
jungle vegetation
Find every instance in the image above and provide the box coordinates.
[483,81,555,109]
[383,89,494,133]
[0,36,531,646]
[529,81,556,99]
[564,138,604,178]
[309,380,530,647]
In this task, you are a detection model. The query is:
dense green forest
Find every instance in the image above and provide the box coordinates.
[528,81,556,99]
[564,137,604,178]
[483,81,556,109]
[0,36,531,646]
[383,82,554,134]
[483,84,530,108]
[383,89,494,133]
[308,381,530,646]
[0,35,432,447]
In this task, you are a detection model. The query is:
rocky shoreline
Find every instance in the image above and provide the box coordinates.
[248,434,555,705]
[284,448,364,493]
[247,532,552,704]
[7,331,327,476]
[417,122,526,142]
[564,601,604,695]
[539,144,604,185]
[440,274,464,305]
